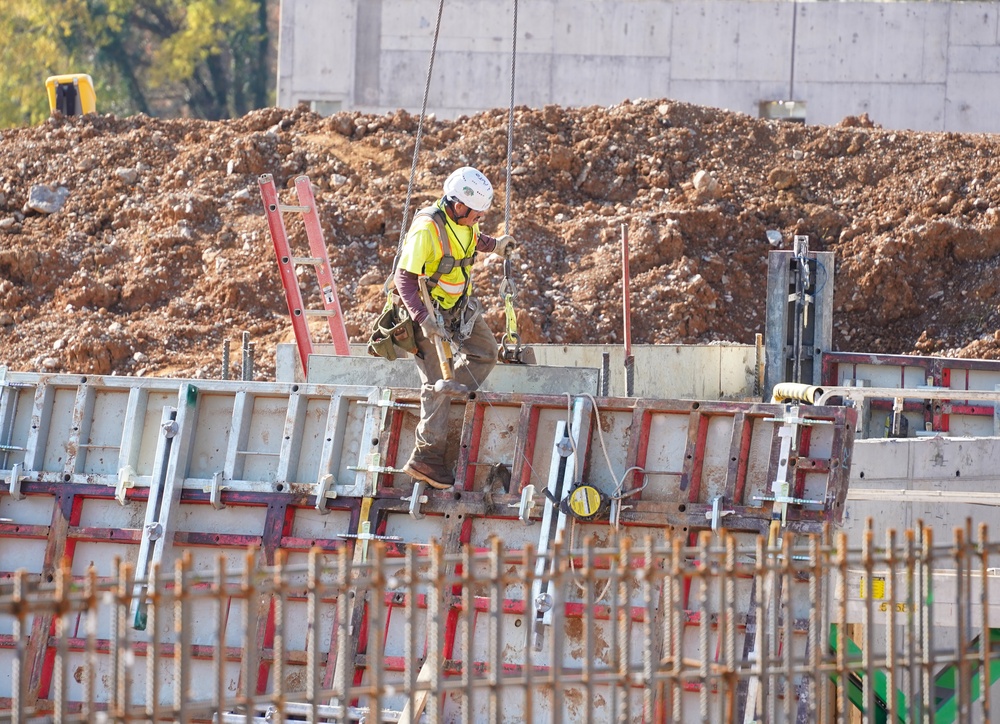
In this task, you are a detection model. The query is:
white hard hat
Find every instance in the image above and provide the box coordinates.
[443,167,493,212]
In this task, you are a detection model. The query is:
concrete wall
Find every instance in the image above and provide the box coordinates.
[277,342,760,399]
[278,0,1000,132]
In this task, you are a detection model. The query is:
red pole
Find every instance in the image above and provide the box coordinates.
[622,224,632,356]
[622,224,634,396]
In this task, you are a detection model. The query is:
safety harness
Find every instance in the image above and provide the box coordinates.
[366,205,479,360]
[414,206,476,295]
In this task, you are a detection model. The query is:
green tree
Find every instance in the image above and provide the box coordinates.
[0,0,273,128]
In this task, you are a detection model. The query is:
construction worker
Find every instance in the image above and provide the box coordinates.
[394,166,515,489]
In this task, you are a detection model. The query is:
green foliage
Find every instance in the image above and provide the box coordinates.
[0,0,272,128]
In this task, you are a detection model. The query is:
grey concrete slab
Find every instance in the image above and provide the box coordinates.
[306,355,600,395]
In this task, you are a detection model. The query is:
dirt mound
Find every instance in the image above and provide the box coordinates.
[3,100,1000,379]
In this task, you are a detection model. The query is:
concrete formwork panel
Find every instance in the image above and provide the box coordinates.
[0,370,856,720]
[846,437,1000,538]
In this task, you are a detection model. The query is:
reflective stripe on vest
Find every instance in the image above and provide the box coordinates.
[414,206,475,296]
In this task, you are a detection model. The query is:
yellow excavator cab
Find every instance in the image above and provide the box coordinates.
[45,74,97,116]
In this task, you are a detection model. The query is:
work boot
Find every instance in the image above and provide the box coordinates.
[402,458,455,490]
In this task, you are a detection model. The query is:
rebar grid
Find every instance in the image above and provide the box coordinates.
[3,523,1000,723]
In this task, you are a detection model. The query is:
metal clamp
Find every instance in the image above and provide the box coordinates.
[402,481,428,520]
[203,471,228,510]
[115,465,136,505]
[705,495,735,532]
[314,473,336,514]
[508,484,536,525]
[8,462,24,501]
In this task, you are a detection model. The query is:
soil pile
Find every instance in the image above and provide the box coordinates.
[3,100,1000,380]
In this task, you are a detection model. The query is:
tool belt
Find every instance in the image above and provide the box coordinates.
[366,293,418,360]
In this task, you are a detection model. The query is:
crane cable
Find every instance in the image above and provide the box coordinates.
[497,0,528,364]
[384,0,447,295]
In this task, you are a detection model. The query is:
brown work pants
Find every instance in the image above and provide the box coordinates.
[410,302,497,470]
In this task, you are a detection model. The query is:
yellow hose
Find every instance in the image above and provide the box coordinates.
[771,382,824,405]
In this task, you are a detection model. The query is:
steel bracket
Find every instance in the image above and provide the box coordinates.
[203,471,228,510]
[403,481,428,520]
[706,495,736,532]
[114,465,136,505]
[315,473,337,514]
[8,462,24,501]
[509,484,537,525]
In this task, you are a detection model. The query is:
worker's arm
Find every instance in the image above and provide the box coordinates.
[479,232,516,256]
[394,268,429,324]
[477,233,498,253]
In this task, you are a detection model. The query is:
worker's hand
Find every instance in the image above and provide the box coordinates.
[420,317,447,341]
[494,234,517,257]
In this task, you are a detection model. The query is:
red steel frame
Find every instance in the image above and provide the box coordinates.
[822,350,1000,434]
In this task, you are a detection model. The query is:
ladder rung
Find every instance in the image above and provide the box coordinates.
[290,256,323,266]
[303,309,338,318]
[277,204,311,213]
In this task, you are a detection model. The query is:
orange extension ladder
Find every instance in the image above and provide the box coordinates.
[258,174,350,373]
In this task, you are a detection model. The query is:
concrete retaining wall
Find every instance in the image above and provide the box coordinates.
[278,0,1000,132]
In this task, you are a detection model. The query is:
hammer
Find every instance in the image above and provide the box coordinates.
[418,277,469,397]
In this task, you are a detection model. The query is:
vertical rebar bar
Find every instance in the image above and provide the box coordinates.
[427,541,444,724]
[905,528,918,723]
[835,532,849,724]
[669,536,683,721]
[306,548,320,724]
[489,537,503,723]
[175,552,192,724]
[216,555,230,723]
[522,543,535,722]
[147,561,162,722]
[272,550,287,722]
[781,533,794,724]
[240,548,256,723]
[83,565,97,720]
[697,532,710,721]
[885,528,898,724]
[404,544,418,723]
[862,523,875,724]
[920,525,934,722]
[52,560,68,723]
[723,533,737,722]
[955,525,969,721]
[461,543,475,724]
[808,533,823,724]
[642,535,658,722]
[978,522,992,722]
[617,536,633,722]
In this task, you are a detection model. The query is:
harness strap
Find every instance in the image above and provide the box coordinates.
[414,206,475,289]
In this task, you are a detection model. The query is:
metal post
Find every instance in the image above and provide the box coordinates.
[622,224,634,397]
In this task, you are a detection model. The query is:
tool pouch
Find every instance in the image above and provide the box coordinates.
[367,294,418,360]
